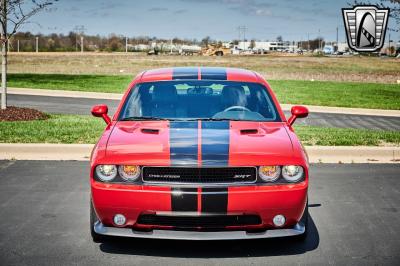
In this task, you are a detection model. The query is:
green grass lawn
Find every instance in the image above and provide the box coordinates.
[269,80,400,110]
[0,115,105,144]
[294,125,400,146]
[7,73,400,109]
[0,114,399,146]
[7,73,132,93]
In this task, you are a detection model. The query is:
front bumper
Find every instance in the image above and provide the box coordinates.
[94,220,305,240]
[92,181,308,233]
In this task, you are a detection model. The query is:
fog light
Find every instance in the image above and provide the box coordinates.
[273,214,286,227]
[113,214,126,226]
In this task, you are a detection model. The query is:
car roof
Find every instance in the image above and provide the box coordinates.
[139,67,262,83]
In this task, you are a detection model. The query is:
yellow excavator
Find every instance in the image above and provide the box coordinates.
[201,44,231,56]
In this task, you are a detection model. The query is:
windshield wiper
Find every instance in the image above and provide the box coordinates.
[120,116,167,121]
[181,118,235,121]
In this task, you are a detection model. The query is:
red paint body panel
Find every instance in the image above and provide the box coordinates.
[226,68,259,82]
[91,180,307,229]
[229,121,303,166]
[140,68,173,82]
[104,121,171,166]
[91,67,309,233]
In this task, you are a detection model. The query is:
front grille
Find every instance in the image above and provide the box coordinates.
[142,167,257,184]
[137,214,262,229]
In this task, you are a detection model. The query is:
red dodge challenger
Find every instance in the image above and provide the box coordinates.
[90,67,309,241]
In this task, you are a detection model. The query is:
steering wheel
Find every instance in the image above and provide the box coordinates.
[223,105,251,112]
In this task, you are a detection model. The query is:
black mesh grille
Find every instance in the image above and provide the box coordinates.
[137,214,262,228]
[142,167,256,183]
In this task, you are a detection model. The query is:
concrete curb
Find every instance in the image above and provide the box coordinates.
[9,87,400,117]
[0,144,399,163]
[0,144,94,161]
[305,146,400,164]
[8,87,122,100]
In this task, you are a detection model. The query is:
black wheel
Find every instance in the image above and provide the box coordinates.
[293,200,308,242]
[90,200,108,243]
[215,51,223,56]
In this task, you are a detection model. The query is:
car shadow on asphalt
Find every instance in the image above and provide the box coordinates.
[98,214,319,258]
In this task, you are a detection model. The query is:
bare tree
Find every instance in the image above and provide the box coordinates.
[0,0,56,110]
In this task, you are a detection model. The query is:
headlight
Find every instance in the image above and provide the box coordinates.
[95,165,117,182]
[282,165,304,182]
[118,165,141,181]
[259,166,281,182]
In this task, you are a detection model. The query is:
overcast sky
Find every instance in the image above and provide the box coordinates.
[21,0,399,42]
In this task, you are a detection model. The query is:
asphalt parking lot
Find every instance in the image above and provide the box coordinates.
[0,161,399,265]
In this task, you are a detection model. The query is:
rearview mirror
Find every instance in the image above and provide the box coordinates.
[91,104,111,125]
[288,105,308,126]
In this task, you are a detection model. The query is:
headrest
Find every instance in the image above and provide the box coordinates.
[152,85,178,103]
[221,86,247,106]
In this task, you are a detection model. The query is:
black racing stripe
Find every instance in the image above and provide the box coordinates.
[201,188,228,214]
[169,121,198,166]
[172,67,198,80]
[171,188,198,212]
[201,121,230,166]
[200,67,227,80]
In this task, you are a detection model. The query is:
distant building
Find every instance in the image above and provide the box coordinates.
[132,44,150,51]
[337,42,349,52]
[237,41,297,52]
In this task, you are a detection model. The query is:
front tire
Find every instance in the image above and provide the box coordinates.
[90,200,108,243]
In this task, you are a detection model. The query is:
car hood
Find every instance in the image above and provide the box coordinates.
[105,120,294,166]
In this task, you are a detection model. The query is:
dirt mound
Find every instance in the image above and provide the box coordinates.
[0,106,49,121]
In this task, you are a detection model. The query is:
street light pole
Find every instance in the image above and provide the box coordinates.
[125,37,128,53]
[318,29,321,50]
[36,36,38,53]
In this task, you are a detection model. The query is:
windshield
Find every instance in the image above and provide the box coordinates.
[119,80,281,122]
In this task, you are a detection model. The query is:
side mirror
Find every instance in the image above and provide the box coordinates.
[287,105,308,126]
[91,104,111,125]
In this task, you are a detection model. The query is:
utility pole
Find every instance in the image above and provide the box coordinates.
[73,25,85,52]
[80,36,83,53]
[35,36,38,53]
[336,26,339,47]
[237,26,247,51]
[336,27,339,44]
[243,27,245,51]
[237,26,241,51]
[318,29,321,50]
[336,26,339,54]
[17,40,19,52]
[307,33,310,51]
[388,32,391,56]
[125,37,128,53]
